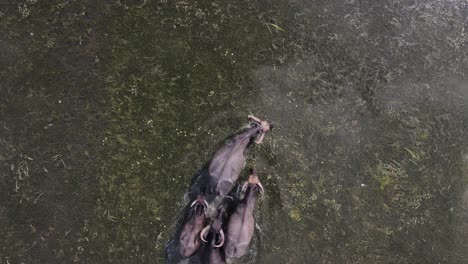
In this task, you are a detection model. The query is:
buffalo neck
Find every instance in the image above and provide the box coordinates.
[242,184,259,209]
[233,125,261,144]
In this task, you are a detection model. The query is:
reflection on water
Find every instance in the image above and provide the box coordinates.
[1,0,467,263]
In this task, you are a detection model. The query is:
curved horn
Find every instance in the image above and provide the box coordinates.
[255,132,265,144]
[214,229,225,248]
[257,182,265,193]
[190,200,197,207]
[200,225,210,243]
[203,200,209,209]
[241,181,248,192]
[248,114,261,123]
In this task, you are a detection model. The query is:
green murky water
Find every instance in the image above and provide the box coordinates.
[1,1,467,263]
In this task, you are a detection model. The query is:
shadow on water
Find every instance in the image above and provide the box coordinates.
[1,0,468,263]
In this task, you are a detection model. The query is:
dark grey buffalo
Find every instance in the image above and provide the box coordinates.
[178,195,208,257]
[207,115,270,198]
[200,207,227,264]
[166,115,271,264]
[224,170,264,259]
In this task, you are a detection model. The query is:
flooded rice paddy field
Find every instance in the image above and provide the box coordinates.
[1,0,468,263]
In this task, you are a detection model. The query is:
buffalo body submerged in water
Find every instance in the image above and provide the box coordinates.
[165,115,271,264]
[225,170,264,259]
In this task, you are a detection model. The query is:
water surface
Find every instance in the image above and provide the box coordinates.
[1,0,467,263]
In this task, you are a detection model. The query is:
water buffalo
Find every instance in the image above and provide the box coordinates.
[166,115,271,264]
[207,115,270,198]
[179,195,208,257]
[225,170,264,259]
[200,207,227,264]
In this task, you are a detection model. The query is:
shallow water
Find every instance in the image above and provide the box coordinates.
[1,0,467,263]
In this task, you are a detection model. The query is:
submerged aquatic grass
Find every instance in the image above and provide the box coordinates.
[1,0,467,263]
